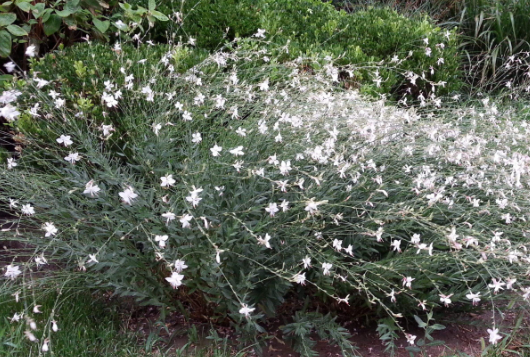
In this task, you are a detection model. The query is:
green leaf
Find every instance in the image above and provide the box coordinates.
[0,29,11,57]
[148,0,155,11]
[55,9,73,17]
[119,2,131,11]
[150,10,168,21]
[2,2,13,6]
[0,13,16,27]
[65,0,80,13]
[31,2,45,18]
[41,8,53,22]
[43,14,61,36]
[6,24,27,36]
[92,17,109,33]
[16,0,30,12]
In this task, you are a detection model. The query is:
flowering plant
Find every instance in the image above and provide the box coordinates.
[2,35,530,354]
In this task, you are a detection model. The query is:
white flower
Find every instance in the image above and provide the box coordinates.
[87,254,99,264]
[257,233,272,249]
[265,203,279,217]
[43,222,58,237]
[406,334,417,346]
[4,61,15,73]
[391,240,401,252]
[280,200,290,212]
[466,291,481,306]
[25,45,37,57]
[411,234,421,244]
[56,135,73,147]
[101,124,115,137]
[253,28,266,38]
[332,239,342,251]
[35,255,48,267]
[4,264,21,280]
[24,330,37,342]
[402,276,415,289]
[180,214,193,228]
[174,259,188,272]
[7,158,17,169]
[165,272,184,289]
[160,174,176,188]
[51,320,59,332]
[64,153,81,164]
[304,199,321,215]
[439,293,453,307]
[229,146,244,156]
[83,180,101,197]
[182,110,192,121]
[154,235,168,248]
[293,272,306,285]
[258,78,269,91]
[302,256,311,269]
[152,123,162,136]
[21,204,35,215]
[191,132,202,143]
[210,144,223,157]
[487,328,502,345]
[488,278,505,294]
[322,262,332,276]
[279,160,291,175]
[119,186,138,205]
[239,304,255,317]
[1,104,21,121]
[162,211,176,224]
[236,127,247,137]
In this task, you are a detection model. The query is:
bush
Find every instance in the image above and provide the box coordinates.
[171,1,462,99]
[1,40,529,355]
[0,0,169,69]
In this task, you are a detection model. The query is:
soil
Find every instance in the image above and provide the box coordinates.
[121,300,529,357]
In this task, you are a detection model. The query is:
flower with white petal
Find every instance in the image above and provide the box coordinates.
[83,180,101,197]
[293,272,306,285]
[180,214,193,228]
[265,203,279,217]
[154,235,168,248]
[322,262,332,276]
[43,222,58,237]
[257,234,272,249]
[210,144,222,157]
[25,45,37,57]
[174,259,188,272]
[162,211,176,225]
[4,61,15,73]
[229,146,244,156]
[487,328,502,345]
[56,135,73,147]
[302,256,311,269]
[160,174,176,188]
[21,204,35,215]
[239,304,255,317]
[1,104,21,121]
[119,186,138,205]
[7,158,17,169]
[64,153,81,164]
[191,132,202,143]
[466,291,481,306]
[4,264,21,280]
[165,272,184,289]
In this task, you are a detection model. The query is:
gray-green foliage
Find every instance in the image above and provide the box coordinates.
[2,40,530,354]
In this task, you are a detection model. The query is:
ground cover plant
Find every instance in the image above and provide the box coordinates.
[2,26,530,356]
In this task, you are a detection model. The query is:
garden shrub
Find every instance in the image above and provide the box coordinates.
[8,42,208,152]
[168,0,462,99]
[0,0,169,67]
[1,38,530,354]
